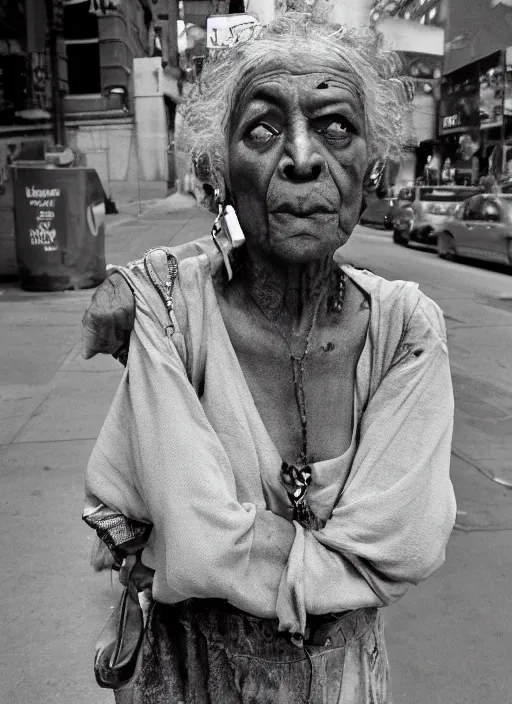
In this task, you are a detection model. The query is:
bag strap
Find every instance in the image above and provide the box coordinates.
[143,247,179,336]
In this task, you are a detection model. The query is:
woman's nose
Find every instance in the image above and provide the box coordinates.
[278,125,326,183]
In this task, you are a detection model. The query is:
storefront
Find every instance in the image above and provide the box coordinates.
[0,0,175,197]
[438,49,512,186]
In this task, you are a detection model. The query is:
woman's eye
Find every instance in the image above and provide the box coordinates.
[246,124,278,145]
[317,119,353,143]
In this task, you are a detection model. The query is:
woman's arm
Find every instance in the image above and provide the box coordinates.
[85,269,296,620]
[277,294,456,632]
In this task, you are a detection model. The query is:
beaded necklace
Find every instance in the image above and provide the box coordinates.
[247,267,346,530]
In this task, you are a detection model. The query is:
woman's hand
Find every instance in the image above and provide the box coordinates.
[120,554,155,591]
[81,272,135,364]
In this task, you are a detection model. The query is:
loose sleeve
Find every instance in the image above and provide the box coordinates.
[85,278,295,619]
[276,294,456,633]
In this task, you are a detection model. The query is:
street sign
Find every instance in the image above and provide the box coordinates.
[206,14,261,50]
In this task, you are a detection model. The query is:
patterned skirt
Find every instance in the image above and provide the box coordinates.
[114,599,391,704]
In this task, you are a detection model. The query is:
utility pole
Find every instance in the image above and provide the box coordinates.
[45,0,66,145]
[501,48,508,176]
[151,0,179,69]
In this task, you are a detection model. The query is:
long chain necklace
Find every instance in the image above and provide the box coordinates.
[246,266,346,529]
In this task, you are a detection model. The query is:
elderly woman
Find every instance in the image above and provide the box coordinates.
[82,13,456,704]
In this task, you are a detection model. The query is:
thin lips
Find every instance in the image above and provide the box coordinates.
[271,205,337,216]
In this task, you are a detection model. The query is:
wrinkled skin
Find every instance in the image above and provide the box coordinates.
[82,57,369,361]
[227,56,368,268]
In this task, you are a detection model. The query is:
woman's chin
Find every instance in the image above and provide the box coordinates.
[266,232,340,264]
[264,222,348,263]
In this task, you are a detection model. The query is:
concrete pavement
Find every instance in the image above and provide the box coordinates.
[343,227,512,704]
[1,207,511,703]
[0,194,214,704]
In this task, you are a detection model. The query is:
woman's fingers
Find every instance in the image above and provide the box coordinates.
[81,272,135,360]
[130,561,155,592]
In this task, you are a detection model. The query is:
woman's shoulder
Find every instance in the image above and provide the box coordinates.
[342,264,420,317]
[113,237,219,308]
[342,264,446,344]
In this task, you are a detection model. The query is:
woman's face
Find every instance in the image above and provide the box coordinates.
[227,53,369,265]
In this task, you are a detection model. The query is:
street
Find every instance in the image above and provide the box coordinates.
[1,209,511,704]
[343,226,512,704]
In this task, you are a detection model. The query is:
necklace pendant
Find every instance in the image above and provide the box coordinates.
[280,460,321,529]
[329,269,346,314]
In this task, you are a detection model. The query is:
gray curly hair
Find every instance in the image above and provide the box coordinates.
[178,12,410,195]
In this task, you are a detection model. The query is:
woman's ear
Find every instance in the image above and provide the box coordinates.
[212,167,228,206]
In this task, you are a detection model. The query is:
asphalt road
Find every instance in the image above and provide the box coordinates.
[347,224,512,704]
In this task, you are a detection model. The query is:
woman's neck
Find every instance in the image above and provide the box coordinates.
[241,247,335,335]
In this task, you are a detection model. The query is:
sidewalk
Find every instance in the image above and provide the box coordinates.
[1,199,511,703]
[0,195,214,704]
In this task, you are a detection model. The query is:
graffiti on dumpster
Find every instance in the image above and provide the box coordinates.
[29,222,58,249]
[25,185,61,252]
[25,187,61,198]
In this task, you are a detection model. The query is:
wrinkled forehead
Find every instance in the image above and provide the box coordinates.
[231,47,364,121]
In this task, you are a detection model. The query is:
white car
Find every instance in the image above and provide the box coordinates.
[437,193,512,268]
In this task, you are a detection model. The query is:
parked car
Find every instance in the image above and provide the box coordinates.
[499,178,512,194]
[359,197,398,229]
[392,185,479,246]
[437,193,512,268]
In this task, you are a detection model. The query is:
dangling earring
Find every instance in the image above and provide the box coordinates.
[210,189,245,282]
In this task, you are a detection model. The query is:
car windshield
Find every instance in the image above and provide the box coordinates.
[419,188,477,202]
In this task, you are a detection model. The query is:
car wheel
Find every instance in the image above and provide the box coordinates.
[507,239,512,270]
[401,229,411,246]
[392,229,404,245]
[393,227,410,246]
[438,231,457,260]
[419,227,434,243]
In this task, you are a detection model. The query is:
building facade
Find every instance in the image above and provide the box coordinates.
[11,1,510,198]
[369,1,446,189]
[0,0,202,200]
[440,0,512,185]
[372,0,512,187]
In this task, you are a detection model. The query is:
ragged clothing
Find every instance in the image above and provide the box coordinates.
[113,600,390,704]
[84,239,456,640]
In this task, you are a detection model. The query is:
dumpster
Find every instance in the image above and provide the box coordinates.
[12,166,107,291]
[0,175,16,278]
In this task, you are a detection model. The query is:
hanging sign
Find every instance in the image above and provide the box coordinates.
[206,14,261,49]
[479,56,504,129]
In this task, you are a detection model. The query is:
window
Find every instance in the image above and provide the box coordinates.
[463,196,482,221]
[480,201,501,222]
[398,188,415,202]
[63,3,100,95]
